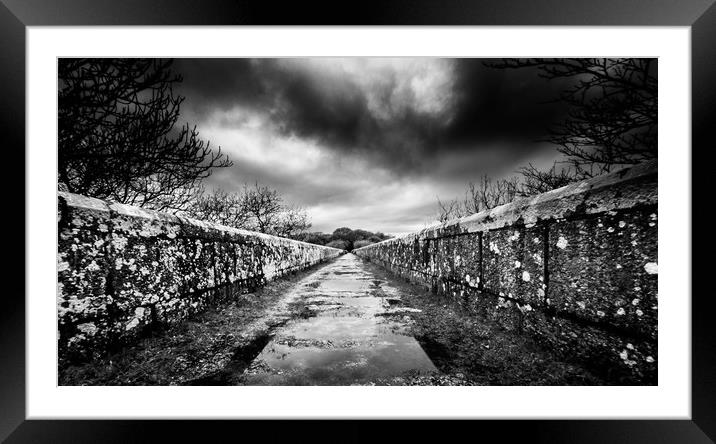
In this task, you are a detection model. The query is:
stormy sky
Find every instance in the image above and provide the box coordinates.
[172,58,573,235]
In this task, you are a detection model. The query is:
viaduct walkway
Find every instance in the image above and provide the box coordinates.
[221,253,437,385]
[58,161,657,385]
[61,252,602,385]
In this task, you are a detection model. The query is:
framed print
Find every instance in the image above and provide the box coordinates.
[5,0,713,441]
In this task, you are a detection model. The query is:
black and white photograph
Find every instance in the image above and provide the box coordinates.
[56,57,659,386]
[5,0,711,438]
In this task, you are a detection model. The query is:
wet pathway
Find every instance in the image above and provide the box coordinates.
[239,253,437,385]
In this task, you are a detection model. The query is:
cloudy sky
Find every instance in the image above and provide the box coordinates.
[172,58,572,235]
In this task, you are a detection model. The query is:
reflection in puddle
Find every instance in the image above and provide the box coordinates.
[241,254,436,385]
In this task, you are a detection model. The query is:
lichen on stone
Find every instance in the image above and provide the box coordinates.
[556,236,568,250]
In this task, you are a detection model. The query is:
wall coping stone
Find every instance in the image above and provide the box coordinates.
[357,160,657,249]
[58,191,343,252]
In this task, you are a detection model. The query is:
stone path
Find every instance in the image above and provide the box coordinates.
[238,253,437,385]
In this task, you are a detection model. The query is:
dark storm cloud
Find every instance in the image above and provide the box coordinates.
[175,58,378,146]
[169,58,582,233]
[173,59,266,111]
[175,59,425,171]
[173,58,569,176]
[444,60,569,144]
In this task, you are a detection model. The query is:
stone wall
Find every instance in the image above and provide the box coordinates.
[355,161,658,384]
[57,192,343,366]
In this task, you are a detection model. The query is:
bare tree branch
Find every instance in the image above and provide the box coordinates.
[185,183,312,238]
[485,58,657,179]
[518,162,578,196]
[58,58,232,212]
[436,176,520,222]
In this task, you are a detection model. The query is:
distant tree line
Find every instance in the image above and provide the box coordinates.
[294,228,393,251]
[437,58,657,222]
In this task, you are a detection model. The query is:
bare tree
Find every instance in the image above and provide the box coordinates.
[275,206,312,238]
[185,188,250,227]
[436,197,463,222]
[436,176,519,222]
[240,183,285,234]
[518,162,578,196]
[58,58,232,212]
[463,176,519,213]
[487,58,657,178]
[185,183,311,238]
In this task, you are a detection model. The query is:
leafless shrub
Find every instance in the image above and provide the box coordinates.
[436,176,520,222]
[185,183,311,238]
[518,162,579,196]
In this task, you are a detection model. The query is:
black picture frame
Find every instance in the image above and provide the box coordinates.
[4,0,712,442]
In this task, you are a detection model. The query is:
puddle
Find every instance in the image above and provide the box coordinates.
[318,278,371,293]
[238,254,438,385]
[376,307,422,316]
[242,336,435,385]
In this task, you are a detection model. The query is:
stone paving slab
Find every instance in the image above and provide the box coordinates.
[238,254,437,385]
